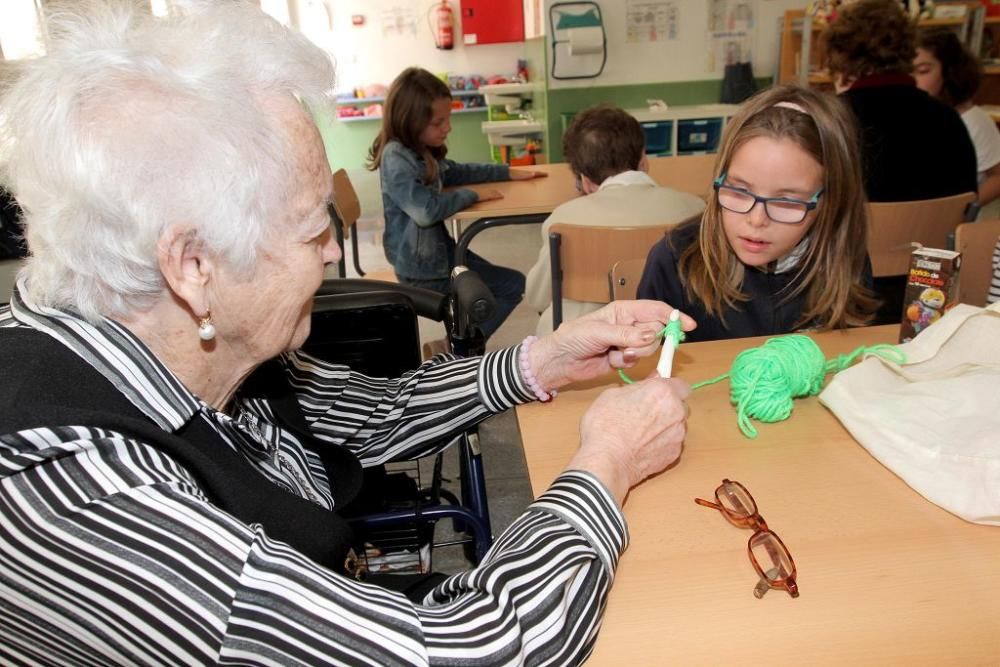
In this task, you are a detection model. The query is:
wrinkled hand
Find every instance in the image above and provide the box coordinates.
[529,300,696,390]
[509,169,548,180]
[476,189,504,202]
[569,377,690,505]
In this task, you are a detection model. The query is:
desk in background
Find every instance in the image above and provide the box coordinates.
[452,153,717,223]
[516,325,1000,664]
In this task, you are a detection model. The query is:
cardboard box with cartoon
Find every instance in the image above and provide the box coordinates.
[899,247,962,343]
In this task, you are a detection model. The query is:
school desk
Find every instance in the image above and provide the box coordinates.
[515,324,1000,665]
[451,153,717,223]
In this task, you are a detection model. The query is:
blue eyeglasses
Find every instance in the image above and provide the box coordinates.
[713,173,824,224]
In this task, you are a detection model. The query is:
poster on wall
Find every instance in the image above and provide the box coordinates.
[625,0,678,43]
[380,3,417,38]
[705,0,755,72]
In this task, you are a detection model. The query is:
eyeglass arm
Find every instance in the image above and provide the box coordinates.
[694,497,722,510]
[754,567,781,599]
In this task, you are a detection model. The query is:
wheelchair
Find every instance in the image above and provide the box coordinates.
[302,269,498,575]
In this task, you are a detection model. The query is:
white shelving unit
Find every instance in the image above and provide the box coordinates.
[480,119,544,145]
[624,103,739,156]
[478,82,544,157]
[478,82,540,107]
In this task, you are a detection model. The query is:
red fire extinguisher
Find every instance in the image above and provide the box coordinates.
[433,0,454,50]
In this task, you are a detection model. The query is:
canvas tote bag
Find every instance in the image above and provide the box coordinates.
[820,303,1000,525]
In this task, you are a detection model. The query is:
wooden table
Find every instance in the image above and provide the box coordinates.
[451,153,717,222]
[515,325,1000,665]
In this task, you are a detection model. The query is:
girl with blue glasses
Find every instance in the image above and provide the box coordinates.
[638,85,879,342]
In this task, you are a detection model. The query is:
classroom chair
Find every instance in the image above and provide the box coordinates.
[648,152,718,200]
[867,192,978,277]
[329,168,362,278]
[303,277,495,571]
[548,220,695,330]
[329,169,397,282]
[609,257,646,301]
[955,219,1000,306]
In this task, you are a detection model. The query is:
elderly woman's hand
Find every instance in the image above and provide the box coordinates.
[568,376,690,505]
[528,300,695,391]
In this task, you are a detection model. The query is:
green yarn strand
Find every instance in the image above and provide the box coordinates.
[690,373,729,390]
[617,319,685,385]
[823,343,907,374]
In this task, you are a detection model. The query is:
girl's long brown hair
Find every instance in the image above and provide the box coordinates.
[679,84,879,330]
[367,67,451,184]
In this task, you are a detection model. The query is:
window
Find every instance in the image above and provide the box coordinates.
[260,0,291,25]
[0,0,44,60]
[150,0,170,18]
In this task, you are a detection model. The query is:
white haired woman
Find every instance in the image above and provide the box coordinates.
[0,2,690,664]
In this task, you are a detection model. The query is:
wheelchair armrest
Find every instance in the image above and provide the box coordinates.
[451,266,496,325]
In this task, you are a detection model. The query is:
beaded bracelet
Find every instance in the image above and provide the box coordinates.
[519,335,557,402]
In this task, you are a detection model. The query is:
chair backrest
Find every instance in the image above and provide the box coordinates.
[330,169,375,279]
[609,257,646,301]
[331,168,361,235]
[867,192,977,277]
[305,292,423,377]
[549,223,674,303]
[647,153,717,199]
[305,279,447,375]
[955,219,1000,306]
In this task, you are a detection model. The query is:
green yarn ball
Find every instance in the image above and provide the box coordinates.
[727,335,827,437]
[618,327,905,439]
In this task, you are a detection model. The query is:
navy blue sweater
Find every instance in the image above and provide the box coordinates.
[637,222,872,342]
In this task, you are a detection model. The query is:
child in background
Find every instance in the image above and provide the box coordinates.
[914,28,1000,218]
[368,67,543,339]
[637,85,879,342]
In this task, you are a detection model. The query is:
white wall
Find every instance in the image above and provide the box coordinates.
[298,0,529,93]
[290,0,806,93]
[544,0,805,89]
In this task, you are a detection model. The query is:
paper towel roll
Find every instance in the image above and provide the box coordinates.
[567,26,603,56]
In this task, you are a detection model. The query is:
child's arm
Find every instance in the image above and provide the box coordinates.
[382,148,480,227]
[440,159,510,187]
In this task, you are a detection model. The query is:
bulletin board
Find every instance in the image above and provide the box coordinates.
[321,0,529,93]
[544,0,805,90]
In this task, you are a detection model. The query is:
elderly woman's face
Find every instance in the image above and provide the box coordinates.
[212,103,340,360]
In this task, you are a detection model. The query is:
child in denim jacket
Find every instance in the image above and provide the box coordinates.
[368,67,543,338]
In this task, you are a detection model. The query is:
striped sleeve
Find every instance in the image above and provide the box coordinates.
[281,347,534,466]
[418,472,628,665]
[1,430,628,666]
[527,471,629,574]
[988,238,1000,306]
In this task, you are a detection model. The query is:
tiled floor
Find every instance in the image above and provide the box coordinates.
[340,218,545,573]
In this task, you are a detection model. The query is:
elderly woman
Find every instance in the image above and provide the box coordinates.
[0,3,689,665]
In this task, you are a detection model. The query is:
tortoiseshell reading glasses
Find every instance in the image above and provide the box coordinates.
[695,479,799,599]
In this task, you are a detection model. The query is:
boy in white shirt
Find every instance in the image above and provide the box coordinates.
[525,104,705,334]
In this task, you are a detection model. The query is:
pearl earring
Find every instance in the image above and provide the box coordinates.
[198,314,216,341]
